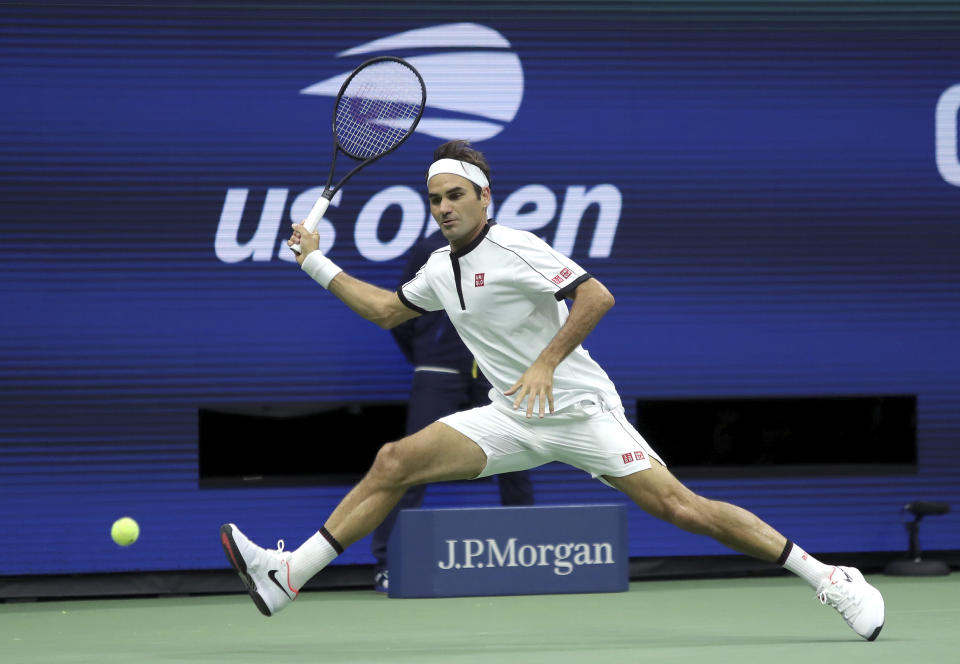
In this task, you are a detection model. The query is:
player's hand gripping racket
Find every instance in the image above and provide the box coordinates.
[290,56,426,253]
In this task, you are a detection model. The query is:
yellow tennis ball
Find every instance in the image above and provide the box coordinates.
[111,517,139,546]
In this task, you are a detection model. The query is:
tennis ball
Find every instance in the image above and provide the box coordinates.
[111,517,139,546]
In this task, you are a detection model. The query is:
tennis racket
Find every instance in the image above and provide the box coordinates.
[290,56,426,253]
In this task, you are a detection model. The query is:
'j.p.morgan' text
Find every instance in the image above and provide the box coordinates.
[437,538,614,576]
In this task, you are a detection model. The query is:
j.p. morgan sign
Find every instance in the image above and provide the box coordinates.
[388,505,628,598]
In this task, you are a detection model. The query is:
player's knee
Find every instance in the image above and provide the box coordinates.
[371,440,417,487]
[659,493,711,534]
[370,442,405,482]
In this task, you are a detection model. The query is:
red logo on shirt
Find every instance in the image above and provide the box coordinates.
[551,267,573,285]
[475,273,485,287]
[622,452,634,464]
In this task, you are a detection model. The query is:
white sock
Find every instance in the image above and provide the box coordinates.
[780,541,833,589]
[288,527,343,591]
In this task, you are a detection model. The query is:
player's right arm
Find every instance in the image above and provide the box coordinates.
[291,223,418,330]
[328,273,419,329]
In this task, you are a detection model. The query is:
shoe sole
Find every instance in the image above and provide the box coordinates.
[867,623,883,642]
[219,523,272,617]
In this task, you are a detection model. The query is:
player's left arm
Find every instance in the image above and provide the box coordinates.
[505,277,615,418]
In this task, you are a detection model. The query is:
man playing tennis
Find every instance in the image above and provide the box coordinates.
[220,140,885,641]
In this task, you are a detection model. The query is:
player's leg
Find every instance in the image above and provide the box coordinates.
[324,421,485,547]
[605,461,787,559]
[542,401,883,641]
[606,462,884,640]
[221,421,486,616]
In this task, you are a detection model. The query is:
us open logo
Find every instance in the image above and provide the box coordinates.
[301,23,524,143]
[215,26,621,264]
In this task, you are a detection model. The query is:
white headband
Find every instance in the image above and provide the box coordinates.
[426,158,489,188]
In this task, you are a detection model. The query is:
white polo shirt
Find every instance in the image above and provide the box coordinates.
[397,223,623,413]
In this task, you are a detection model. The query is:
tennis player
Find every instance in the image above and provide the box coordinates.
[220,140,885,641]
[371,231,535,594]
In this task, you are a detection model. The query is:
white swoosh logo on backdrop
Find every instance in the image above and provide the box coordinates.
[301,23,524,142]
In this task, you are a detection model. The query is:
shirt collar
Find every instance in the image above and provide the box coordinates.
[451,220,494,259]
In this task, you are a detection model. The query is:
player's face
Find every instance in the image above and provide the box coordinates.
[427,173,490,250]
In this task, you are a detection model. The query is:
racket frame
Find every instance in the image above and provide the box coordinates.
[293,56,426,250]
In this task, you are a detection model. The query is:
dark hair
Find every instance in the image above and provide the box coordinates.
[429,140,491,198]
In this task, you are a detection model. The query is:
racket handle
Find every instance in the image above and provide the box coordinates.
[290,195,331,254]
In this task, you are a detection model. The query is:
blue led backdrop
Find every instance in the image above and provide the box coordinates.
[1,2,958,575]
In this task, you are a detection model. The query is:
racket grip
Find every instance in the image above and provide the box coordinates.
[290,195,331,254]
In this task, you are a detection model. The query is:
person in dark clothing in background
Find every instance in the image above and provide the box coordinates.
[370,231,535,593]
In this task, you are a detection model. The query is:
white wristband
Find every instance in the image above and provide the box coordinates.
[301,251,343,289]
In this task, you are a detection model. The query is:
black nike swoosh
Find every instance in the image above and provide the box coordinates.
[267,569,294,599]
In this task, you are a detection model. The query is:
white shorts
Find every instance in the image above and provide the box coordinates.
[438,397,664,484]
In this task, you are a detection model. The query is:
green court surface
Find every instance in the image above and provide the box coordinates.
[1,575,957,663]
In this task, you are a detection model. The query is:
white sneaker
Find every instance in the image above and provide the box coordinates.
[815,566,884,641]
[220,523,298,617]
[374,569,389,594]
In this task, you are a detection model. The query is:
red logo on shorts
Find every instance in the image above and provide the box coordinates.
[475,273,485,287]
[622,450,645,464]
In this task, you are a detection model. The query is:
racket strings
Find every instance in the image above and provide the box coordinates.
[335,62,423,160]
